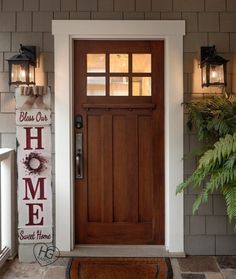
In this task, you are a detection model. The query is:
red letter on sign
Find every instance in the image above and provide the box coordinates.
[25,203,44,226]
[24,127,44,150]
[23,177,46,200]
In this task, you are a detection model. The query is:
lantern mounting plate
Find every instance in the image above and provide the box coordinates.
[7,45,36,66]
[201,46,216,62]
[19,45,36,66]
[201,45,228,66]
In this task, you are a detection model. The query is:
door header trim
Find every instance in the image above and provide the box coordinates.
[52,20,185,253]
[52,20,185,37]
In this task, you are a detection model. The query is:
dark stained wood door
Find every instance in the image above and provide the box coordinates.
[74,40,164,244]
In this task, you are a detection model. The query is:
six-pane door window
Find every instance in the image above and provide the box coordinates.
[86,53,152,96]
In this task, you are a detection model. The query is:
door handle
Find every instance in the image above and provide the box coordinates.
[75,133,83,179]
[76,150,82,178]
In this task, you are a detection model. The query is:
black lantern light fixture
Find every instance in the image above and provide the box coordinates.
[200,45,229,87]
[7,44,36,86]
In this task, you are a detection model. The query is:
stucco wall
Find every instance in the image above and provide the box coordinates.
[0,0,236,255]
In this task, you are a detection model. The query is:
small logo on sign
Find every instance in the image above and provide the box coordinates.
[33,243,60,266]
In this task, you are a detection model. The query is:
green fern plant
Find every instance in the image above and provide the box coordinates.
[178,94,236,227]
[177,133,236,224]
[186,95,236,145]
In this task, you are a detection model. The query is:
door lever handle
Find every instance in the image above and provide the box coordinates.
[75,133,83,179]
[76,150,82,178]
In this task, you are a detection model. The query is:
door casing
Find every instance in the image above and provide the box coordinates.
[52,20,185,253]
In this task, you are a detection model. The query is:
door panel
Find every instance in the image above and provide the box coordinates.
[138,116,153,223]
[74,40,164,244]
[113,115,138,223]
[87,115,102,222]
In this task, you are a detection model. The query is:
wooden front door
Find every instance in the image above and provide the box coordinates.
[74,40,164,244]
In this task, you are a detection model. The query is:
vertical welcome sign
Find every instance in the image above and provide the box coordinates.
[16,86,52,243]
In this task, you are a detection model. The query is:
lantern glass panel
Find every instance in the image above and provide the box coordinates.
[29,64,35,83]
[11,63,27,83]
[202,64,207,85]
[209,64,224,84]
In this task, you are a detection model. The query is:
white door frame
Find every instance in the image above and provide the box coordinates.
[52,20,185,253]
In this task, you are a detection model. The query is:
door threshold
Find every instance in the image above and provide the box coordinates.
[60,245,185,258]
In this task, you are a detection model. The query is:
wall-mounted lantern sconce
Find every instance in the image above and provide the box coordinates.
[7,44,36,86]
[200,45,229,87]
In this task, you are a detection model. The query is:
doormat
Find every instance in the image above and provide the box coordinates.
[66,257,173,279]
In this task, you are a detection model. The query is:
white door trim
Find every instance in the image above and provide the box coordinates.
[52,20,185,253]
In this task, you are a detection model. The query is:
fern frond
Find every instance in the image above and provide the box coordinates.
[193,194,204,214]
[176,165,211,194]
[191,169,236,215]
[222,184,236,223]
[224,154,236,169]
[198,133,236,169]
[176,177,191,194]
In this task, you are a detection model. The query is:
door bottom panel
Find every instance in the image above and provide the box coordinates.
[82,223,153,244]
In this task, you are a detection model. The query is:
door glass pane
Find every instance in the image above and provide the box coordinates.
[110,77,129,96]
[132,77,151,96]
[87,76,106,96]
[110,54,128,73]
[87,54,106,73]
[132,54,151,73]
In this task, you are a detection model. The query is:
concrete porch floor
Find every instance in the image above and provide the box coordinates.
[0,256,236,279]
